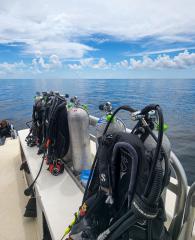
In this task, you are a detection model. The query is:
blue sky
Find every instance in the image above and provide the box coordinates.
[0,0,195,79]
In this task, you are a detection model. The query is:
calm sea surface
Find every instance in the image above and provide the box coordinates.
[0,78,195,184]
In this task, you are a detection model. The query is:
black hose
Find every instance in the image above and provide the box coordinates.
[146,126,170,192]
[131,121,140,134]
[97,210,134,240]
[141,104,158,115]
[147,161,163,203]
[24,152,46,196]
[147,220,152,240]
[103,105,136,136]
[26,120,33,128]
[143,105,164,197]
[106,214,137,240]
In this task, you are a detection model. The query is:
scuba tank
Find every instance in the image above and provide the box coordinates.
[96,102,126,140]
[131,109,171,159]
[144,131,171,159]
[131,109,171,189]
[67,96,92,173]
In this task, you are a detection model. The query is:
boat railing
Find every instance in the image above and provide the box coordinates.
[178,182,195,240]
[168,152,188,240]
[88,115,189,240]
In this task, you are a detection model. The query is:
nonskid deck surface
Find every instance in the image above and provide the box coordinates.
[0,138,38,240]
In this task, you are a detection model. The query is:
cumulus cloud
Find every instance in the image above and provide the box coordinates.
[119,60,129,68]
[68,57,109,70]
[93,58,108,69]
[31,54,62,72]
[49,55,62,68]
[80,58,94,67]
[129,50,195,69]
[0,54,63,76]
[1,50,195,76]
[68,63,82,70]
[0,0,195,59]
[67,51,195,71]
[0,61,27,75]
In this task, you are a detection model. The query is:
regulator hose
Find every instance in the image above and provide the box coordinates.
[24,152,46,196]
[147,161,164,203]
[142,105,164,197]
[25,120,33,129]
[146,126,170,192]
[97,210,134,240]
[106,215,137,240]
[103,105,136,136]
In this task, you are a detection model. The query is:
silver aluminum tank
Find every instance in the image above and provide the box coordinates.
[68,107,91,172]
[96,116,126,139]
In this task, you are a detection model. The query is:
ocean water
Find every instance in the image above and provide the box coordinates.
[0,78,195,184]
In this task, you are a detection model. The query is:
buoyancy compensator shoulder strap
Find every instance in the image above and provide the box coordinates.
[111,141,139,207]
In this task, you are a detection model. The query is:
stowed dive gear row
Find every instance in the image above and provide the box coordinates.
[23,91,70,196]
[65,104,171,240]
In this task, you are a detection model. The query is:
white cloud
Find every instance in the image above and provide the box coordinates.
[0,54,62,76]
[114,60,129,69]
[38,57,49,69]
[0,61,27,74]
[1,50,195,76]
[126,47,195,57]
[49,55,62,68]
[24,40,95,59]
[68,63,82,70]
[93,58,108,69]
[129,50,195,69]
[68,51,195,71]
[31,54,62,72]
[120,60,129,68]
[68,57,109,70]
[80,58,94,67]
[68,58,94,69]
[0,0,195,59]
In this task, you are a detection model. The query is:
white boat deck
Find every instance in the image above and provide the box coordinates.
[0,137,38,240]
